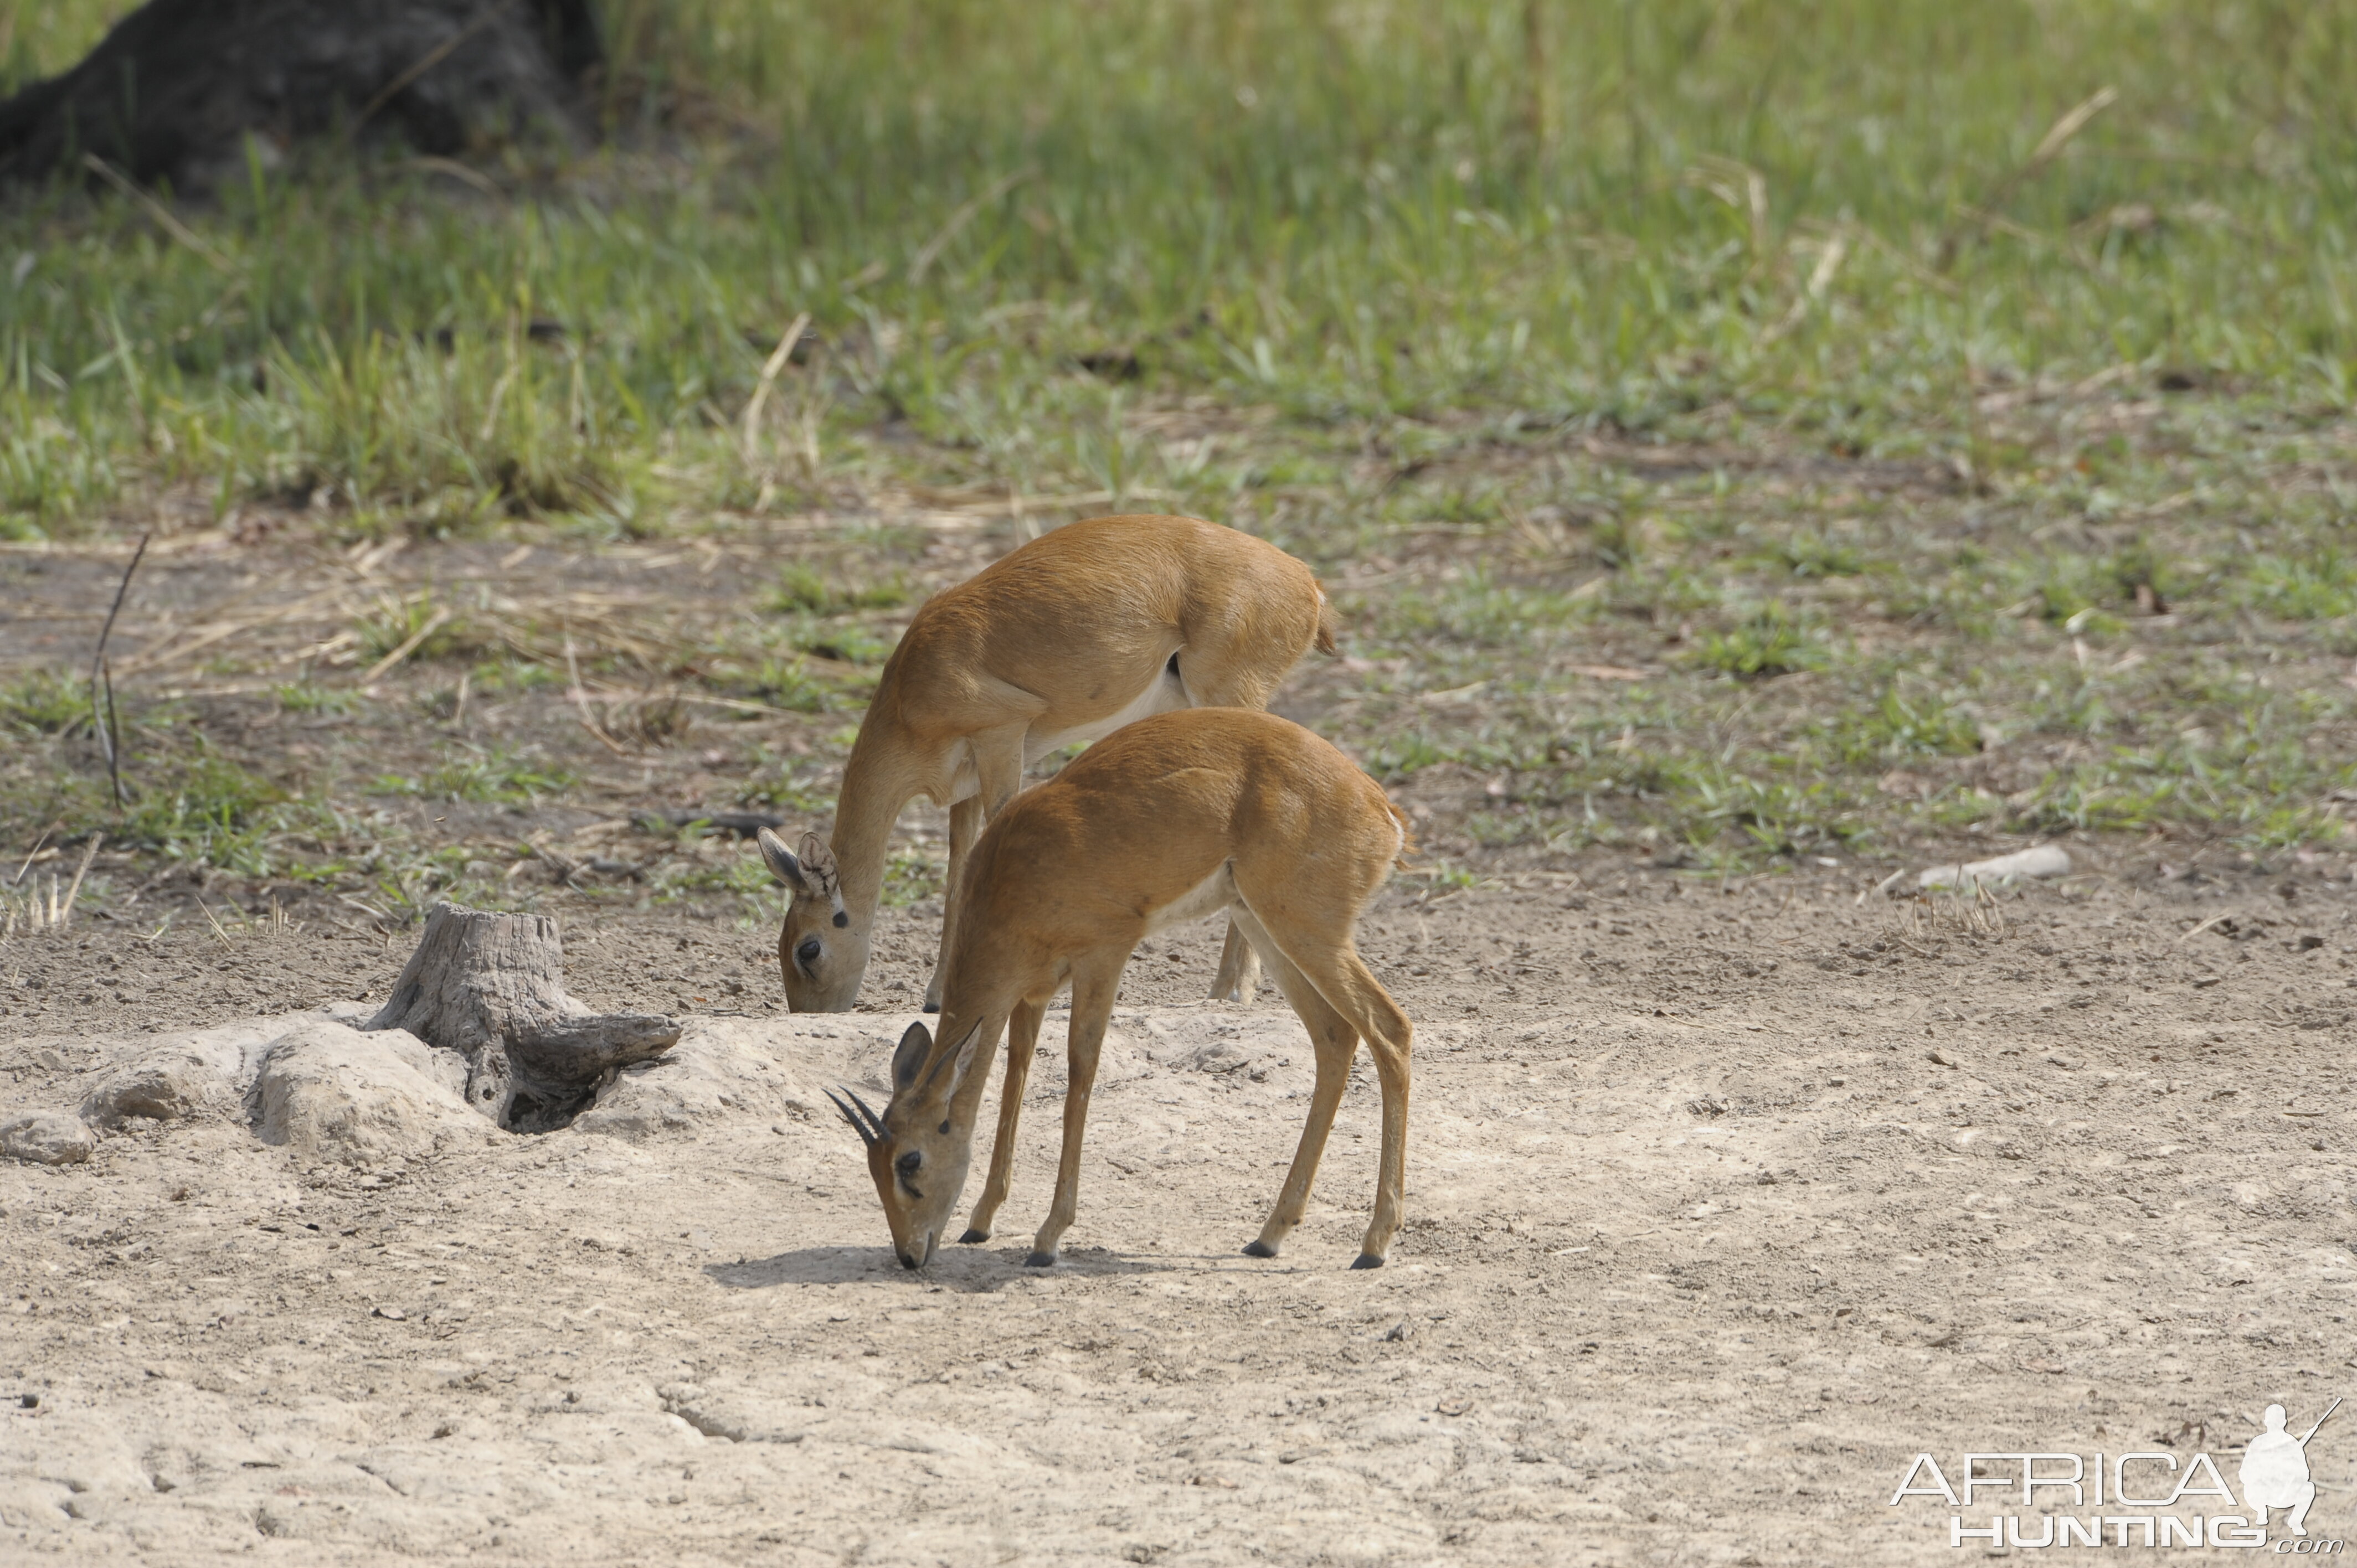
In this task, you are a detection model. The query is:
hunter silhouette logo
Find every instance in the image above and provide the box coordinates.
[2244,1399,2339,1540]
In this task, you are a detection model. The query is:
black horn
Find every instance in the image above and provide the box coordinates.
[824,1087,881,1147]
[843,1087,888,1138]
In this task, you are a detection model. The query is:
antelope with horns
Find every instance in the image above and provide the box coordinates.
[823,707,1414,1272]
[758,513,1334,1014]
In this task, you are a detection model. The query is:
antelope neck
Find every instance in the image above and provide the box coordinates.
[824,745,910,927]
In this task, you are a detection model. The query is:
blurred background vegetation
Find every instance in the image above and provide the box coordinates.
[4,0,2356,911]
[4,0,2356,534]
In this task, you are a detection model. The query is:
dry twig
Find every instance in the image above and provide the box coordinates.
[741,311,812,461]
[1938,86,2118,270]
[564,632,631,757]
[361,607,454,684]
[80,156,234,271]
[88,532,150,806]
[57,835,101,929]
[908,168,1036,284]
[2177,910,2243,944]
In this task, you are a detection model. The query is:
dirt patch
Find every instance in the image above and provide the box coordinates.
[5,863,2353,1563]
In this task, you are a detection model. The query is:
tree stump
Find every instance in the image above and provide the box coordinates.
[364,902,677,1133]
[0,0,600,192]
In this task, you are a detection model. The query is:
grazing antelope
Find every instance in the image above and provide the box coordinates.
[757,513,1334,1014]
[822,708,1414,1272]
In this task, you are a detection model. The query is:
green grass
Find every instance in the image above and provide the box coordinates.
[1373,571,1601,650]
[769,563,909,617]
[6,0,2357,884]
[880,848,948,909]
[0,669,90,734]
[2239,552,2357,622]
[720,657,845,714]
[788,621,896,667]
[373,751,576,805]
[117,753,289,862]
[1689,601,1827,680]
[353,592,486,665]
[1816,685,1986,766]
[1761,533,1865,580]
[733,757,831,817]
[7,2,2357,539]
[2,721,305,870]
[272,679,358,716]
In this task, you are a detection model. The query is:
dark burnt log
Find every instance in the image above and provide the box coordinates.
[0,0,600,192]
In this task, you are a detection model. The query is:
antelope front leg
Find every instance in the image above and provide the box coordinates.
[1027,964,1120,1267]
[971,724,1028,817]
[961,996,1043,1244]
[924,795,985,1013]
[1208,918,1262,1005]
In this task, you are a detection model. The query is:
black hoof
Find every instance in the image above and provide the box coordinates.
[1022,1251,1057,1268]
[1242,1240,1278,1258]
[1349,1254,1386,1271]
[958,1229,989,1245]
[923,1002,940,1014]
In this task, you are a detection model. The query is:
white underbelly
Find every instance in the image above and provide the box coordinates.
[1025,664,1190,766]
[1144,863,1236,936]
[939,663,1190,804]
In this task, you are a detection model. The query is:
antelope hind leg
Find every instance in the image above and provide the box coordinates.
[1208,917,1262,1004]
[1227,909,1355,1260]
[1246,982,1355,1259]
[961,996,1043,1244]
[1323,951,1413,1267]
[1231,904,1414,1268]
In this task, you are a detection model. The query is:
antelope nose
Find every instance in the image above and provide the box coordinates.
[898,1251,918,1270]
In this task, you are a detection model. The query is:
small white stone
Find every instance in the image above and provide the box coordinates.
[1917,844,2071,890]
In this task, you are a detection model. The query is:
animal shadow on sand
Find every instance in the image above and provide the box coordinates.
[706,1245,1163,1292]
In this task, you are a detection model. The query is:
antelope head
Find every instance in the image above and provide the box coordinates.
[825,1019,983,1269]
[758,828,866,1012]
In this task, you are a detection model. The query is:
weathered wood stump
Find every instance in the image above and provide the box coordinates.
[364,902,677,1133]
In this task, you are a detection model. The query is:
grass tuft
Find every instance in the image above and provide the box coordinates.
[769,564,909,617]
[1690,602,1826,680]
[373,751,575,804]
[0,669,90,735]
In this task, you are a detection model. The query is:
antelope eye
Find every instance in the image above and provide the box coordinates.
[795,936,823,970]
[895,1151,922,1177]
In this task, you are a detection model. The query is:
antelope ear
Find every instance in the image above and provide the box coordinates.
[891,1020,933,1094]
[756,827,811,893]
[799,833,839,881]
[940,1022,984,1099]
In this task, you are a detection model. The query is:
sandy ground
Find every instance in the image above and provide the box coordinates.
[3,858,2355,1565]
